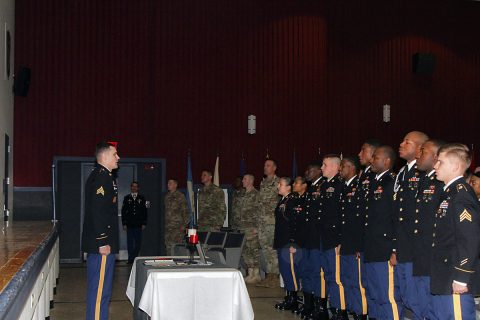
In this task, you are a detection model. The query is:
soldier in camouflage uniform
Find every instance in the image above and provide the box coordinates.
[257,159,281,288]
[164,179,189,254]
[230,176,245,230]
[197,170,226,232]
[236,174,262,284]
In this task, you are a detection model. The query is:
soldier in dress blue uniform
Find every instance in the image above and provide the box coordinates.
[353,139,381,320]
[411,139,445,319]
[318,155,345,319]
[295,164,327,320]
[430,143,480,320]
[363,145,402,320]
[121,181,148,263]
[81,142,120,320]
[392,131,429,317]
[338,156,367,320]
[274,177,304,311]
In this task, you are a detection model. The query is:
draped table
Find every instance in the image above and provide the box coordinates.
[126,257,254,320]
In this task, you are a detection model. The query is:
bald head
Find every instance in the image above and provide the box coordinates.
[399,131,429,162]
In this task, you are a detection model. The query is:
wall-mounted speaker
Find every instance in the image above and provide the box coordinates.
[412,53,435,75]
[14,66,31,97]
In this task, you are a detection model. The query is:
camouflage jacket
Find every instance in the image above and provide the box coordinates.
[236,188,261,230]
[197,184,226,231]
[164,190,190,231]
[259,175,280,225]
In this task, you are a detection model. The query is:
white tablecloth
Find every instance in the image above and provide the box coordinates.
[126,258,254,320]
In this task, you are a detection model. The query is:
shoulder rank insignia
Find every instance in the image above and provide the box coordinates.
[460,209,472,222]
[96,186,105,196]
[457,184,466,192]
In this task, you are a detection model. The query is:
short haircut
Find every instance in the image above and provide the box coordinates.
[378,145,397,168]
[131,181,139,186]
[294,176,307,185]
[202,169,213,177]
[280,176,293,187]
[425,138,446,149]
[95,141,114,159]
[266,158,278,168]
[168,178,178,184]
[323,154,341,165]
[342,156,360,173]
[411,131,429,145]
[473,172,480,179]
[243,173,255,182]
[438,143,471,168]
[364,138,382,149]
[308,161,322,170]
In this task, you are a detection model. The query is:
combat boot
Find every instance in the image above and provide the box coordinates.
[255,273,269,287]
[250,267,261,283]
[265,273,280,288]
[244,268,254,283]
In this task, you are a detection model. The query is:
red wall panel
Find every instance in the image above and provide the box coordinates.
[14,0,480,187]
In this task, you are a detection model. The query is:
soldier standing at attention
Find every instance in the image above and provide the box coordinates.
[363,146,401,320]
[338,156,367,320]
[274,177,305,312]
[257,159,281,288]
[318,154,344,320]
[430,143,480,320]
[163,179,189,254]
[121,181,148,264]
[230,176,245,230]
[82,142,120,320]
[238,174,262,284]
[411,139,445,319]
[392,131,428,316]
[197,170,226,232]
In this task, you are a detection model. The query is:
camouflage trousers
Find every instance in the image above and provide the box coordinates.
[164,230,185,255]
[241,227,260,268]
[258,224,279,274]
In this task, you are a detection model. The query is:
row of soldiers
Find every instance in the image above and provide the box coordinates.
[272,132,480,320]
[163,161,283,287]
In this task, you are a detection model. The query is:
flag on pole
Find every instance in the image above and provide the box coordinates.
[292,149,298,178]
[186,152,195,227]
[240,153,246,177]
[213,155,220,186]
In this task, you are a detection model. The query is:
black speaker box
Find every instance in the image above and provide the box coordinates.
[14,66,31,97]
[412,53,435,75]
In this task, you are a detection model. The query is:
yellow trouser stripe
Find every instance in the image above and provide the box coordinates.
[289,252,298,291]
[453,294,462,320]
[335,254,346,309]
[357,258,367,315]
[95,255,107,320]
[320,268,326,298]
[388,263,399,320]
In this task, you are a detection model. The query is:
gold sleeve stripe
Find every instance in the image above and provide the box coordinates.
[96,236,108,240]
[454,266,474,273]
